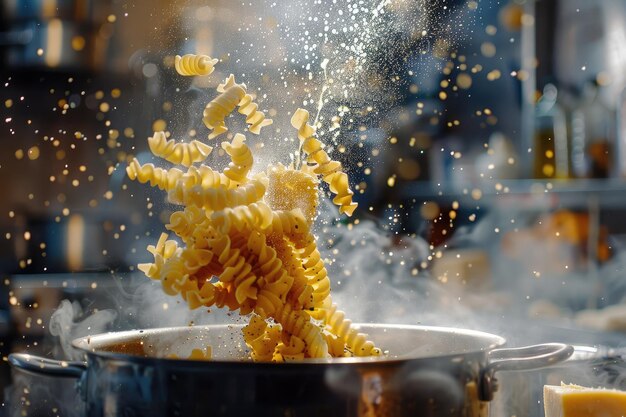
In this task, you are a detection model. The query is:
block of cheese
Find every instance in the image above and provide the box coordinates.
[544,383,626,417]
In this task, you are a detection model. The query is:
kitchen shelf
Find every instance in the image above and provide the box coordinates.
[399,178,626,209]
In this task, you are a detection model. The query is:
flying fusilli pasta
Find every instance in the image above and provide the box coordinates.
[148,131,213,167]
[203,75,273,139]
[175,54,218,76]
[127,58,379,361]
[291,109,358,216]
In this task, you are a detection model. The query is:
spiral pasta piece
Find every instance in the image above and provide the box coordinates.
[291,108,358,216]
[312,300,381,357]
[325,333,346,358]
[141,236,236,311]
[266,235,313,309]
[290,109,316,143]
[237,91,273,135]
[126,158,184,191]
[138,233,178,279]
[326,171,357,216]
[164,260,205,298]
[202,74,247,139]
[180,246,215,274]
[167,177,266,211]
[275,335,306,361]
[207,233,260,305]
[183,280,219,310]
[298,238,331,305]
[210,202,274,233]
[273,303,329,358]
[222,133,253,184]
[202,75,273,140]
[186,281,235,311]
[148,131,213,167]
[141,236,213,301]
[211,204,309,240]
[247,232,293,304]
[175,54,218,76]
[243,315,282,361]
[181,165,232,190]
[166,206,209,241]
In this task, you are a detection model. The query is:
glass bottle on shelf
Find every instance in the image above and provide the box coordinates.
[533,84,569,179]
[571,80,614,178]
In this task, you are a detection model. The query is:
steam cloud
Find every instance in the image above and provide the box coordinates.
[49,300,118,361]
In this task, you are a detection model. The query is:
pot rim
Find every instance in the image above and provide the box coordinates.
[71,323,507,366]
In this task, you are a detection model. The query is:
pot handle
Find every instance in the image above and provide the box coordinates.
[479,343,573,401]
[8,353,87,379]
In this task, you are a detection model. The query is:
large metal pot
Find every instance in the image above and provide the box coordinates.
[9,324,573,417]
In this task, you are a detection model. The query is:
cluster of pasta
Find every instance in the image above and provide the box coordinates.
[127,54,380,360]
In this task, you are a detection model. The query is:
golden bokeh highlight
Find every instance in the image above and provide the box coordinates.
[152,119,167,132]
[71,36,86,51]
[456,73,472,89]
[27,146,40,160]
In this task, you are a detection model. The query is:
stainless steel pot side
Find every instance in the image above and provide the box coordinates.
[9,324,573,417]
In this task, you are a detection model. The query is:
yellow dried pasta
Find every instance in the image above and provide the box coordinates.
[126,159,184,191]
[202,75,246,139]
[148,131,213,167]
[298,237,331,305]
[202,75,273,139]
[243,315,282,361]
[211,204,309,238]
[237,90,274,135]
[291,108,358,216]
[167,176,267,211]
[166,206,209,242]
[128,60,380,361]
[222,133,253,184]
[175,54,218,76]
[181,165,232,190]
[310,301,382,357]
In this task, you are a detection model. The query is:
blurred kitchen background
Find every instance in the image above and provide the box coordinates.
[3,0,626,414]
